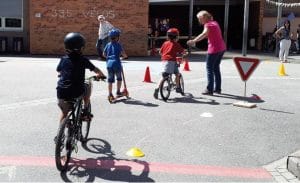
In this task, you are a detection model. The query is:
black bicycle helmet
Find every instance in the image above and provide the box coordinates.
[64,32,86,52]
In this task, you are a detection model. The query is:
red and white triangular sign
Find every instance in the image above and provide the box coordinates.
[233,57,260,81]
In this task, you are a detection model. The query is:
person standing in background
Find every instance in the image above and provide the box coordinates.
[96,15,114,60]
[275,20,292,63]
[187,10,226,95]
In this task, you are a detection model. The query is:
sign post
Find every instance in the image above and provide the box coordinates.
[233,57,260,108]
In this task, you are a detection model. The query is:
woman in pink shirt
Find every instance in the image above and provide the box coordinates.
[187,10,226,95]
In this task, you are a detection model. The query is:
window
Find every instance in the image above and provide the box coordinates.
[0,0,23,31]
[0,17,23,31]
[5,18,22,28]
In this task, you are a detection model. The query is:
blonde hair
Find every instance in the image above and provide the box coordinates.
[196,10,213,21]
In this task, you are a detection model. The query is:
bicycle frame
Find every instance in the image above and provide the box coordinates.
[166,59,182,90]
[68,97,84,146]
[66,76,101,149]
[166,74,177,90]
[55,75,105,171]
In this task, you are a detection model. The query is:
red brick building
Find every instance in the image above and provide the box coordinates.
[29,0,149,56]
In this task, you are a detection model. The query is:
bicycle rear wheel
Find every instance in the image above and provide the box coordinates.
[160,77,171,101]
[179,74,184,95]
[55,118,72,171]
[81,103,91,142]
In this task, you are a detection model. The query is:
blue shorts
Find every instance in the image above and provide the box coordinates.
[107,67,122,83]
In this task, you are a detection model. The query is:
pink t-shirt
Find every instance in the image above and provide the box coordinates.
[205,20,226,54]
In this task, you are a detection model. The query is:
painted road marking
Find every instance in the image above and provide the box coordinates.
[0,156,272,180]
[200,112,213,118]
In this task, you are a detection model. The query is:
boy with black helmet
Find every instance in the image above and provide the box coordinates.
[153,28,185,99]
[103,28,128,101]
[56,32,106,122]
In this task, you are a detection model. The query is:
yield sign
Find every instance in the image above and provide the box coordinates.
[233,57,260,81]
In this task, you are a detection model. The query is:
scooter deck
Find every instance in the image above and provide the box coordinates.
[108,95,130,103]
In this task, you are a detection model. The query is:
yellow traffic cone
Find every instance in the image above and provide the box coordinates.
[126,147,145,157]
[278,63,287,76]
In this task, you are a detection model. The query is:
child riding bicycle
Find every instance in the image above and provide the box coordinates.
[56,32,106,123]
[153,28,186,99]
[103,28,128,101]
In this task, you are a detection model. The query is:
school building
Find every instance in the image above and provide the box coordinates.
[0,0,299,56]
[0,0,149,56]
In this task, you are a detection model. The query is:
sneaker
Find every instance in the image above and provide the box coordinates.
[116,91,123,97]
[176,87,182,93]
[82,108,93,121]
[202,89,213,95]
[153,88,159,99]
[213,90,221,94]
[108,94,115,103]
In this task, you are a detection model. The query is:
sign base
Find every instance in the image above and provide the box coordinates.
[233,101,257,108]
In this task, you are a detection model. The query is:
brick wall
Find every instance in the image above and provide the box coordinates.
[29,0,149,56]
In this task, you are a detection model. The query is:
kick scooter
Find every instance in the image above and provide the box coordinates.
[108,68,130,103]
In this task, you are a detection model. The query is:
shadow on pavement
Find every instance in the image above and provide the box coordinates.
[169,93,220,105]
[60,138,154,182]
[112,97,159,107]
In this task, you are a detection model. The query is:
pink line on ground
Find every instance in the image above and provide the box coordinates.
[0,156,272,179]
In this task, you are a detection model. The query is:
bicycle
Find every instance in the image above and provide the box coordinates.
[55,75,106,172]
[159,56,185,101]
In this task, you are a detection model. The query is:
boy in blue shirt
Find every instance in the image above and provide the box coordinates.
[103,28,128,101]
[56,32,105,123]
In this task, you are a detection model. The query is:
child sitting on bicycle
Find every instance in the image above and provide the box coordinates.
[103,28,128,101]
[153,28,186,99]
[56,32,106,123]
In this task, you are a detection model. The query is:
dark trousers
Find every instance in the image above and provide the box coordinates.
[96,37,109,58]
[205,51,225,92]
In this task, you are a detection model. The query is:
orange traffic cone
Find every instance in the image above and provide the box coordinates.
[183,59,191,71]
[143,66,152,83]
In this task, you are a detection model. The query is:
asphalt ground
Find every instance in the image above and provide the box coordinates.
[0,52,300,182]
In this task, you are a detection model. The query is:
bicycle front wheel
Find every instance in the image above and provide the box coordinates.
[160,77,171,101]
[80,103,91,142]
[55,118,72,171]
[179,74,184,95]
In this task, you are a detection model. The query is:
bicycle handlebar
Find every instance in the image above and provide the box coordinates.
[86,75,107,82]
